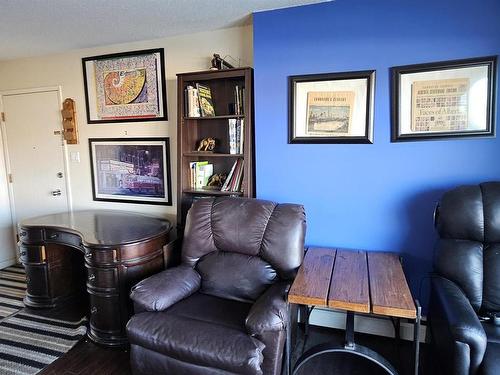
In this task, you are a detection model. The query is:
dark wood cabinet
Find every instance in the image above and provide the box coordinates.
[18,210,173,347]
[176,68,255,228]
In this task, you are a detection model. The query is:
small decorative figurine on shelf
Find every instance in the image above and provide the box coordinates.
[197,137,216,152]
[203,173,227,190]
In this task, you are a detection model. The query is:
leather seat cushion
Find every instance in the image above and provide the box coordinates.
[482,322,500,344]
[127,293,264,374]
[481,342,500,375]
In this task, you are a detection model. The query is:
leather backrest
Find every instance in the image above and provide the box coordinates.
[435,182,500,312]
[181,197,306,302]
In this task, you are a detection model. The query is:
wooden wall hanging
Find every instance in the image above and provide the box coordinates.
[61,98,79,144]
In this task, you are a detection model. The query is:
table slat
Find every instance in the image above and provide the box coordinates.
[328,249,370,313]
[367,252,416,319]
[288,247,336,307]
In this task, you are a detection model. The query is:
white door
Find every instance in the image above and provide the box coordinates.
[0,129,15,268]
[1,88,70,233]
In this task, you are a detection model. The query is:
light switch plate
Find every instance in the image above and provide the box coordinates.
[70,152,80,163]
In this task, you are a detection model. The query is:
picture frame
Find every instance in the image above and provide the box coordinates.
[82,48,167,124]
[89,138,172,206]
[391,56,497,142]
[288,70,375,144]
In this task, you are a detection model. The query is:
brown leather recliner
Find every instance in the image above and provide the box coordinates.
[126,197,306,375]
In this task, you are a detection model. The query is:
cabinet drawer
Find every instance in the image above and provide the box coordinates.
[84,249,118,265]
[86,266,117,290]
[25,265,50,298]
[18,228,44,244]
[44,229,81,248]
[89,294,122,333]
[19,244,46,264]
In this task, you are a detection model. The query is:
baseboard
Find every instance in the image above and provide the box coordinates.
[0,257,17,269]
[307,307,427,343]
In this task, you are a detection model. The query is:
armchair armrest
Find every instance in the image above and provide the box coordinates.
[245,281,289,336]
[430,275,487,374]
[130,265,201,313]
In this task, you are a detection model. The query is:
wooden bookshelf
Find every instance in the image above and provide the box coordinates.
[177,67,255,228]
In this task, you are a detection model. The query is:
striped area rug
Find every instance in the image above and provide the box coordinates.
[0,311,87,375]
[0,265,26,319]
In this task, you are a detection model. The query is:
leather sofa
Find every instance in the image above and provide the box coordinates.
[126,197,306,375]
[429,182,500,375]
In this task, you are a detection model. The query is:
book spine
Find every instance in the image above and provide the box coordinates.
[239,120,244,154]
[229,119,237,154]
[236,119,241,155]
[221,159,238,191]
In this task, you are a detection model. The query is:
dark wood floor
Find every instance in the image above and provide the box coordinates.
[37,323,434,375]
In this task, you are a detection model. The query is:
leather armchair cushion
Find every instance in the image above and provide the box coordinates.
[196,251,277,302]
[166,292,252,332]
[430,276,487,373]
[483,243,500,312]
[481,342,500,375]
[482,322,500,345]
[246,281,289,335]
[482,182,500,243]
[127,309,264,374]
[182,197,306,280]
[434,238,483,311]
[130,265,201,312]
[436,184,484,242]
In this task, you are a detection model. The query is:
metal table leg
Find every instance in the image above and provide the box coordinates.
[292,311,399,375]
[413,300,422,375]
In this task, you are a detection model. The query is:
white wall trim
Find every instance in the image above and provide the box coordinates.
[0,257,17,269]
[308,307,427,343]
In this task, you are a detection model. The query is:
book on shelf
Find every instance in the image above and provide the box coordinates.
[189,161,213,189]
[234,85,245,115]
[228,118,244,154]
[221,158,244,192]
[196,83,215,117]
[185,86,201,117]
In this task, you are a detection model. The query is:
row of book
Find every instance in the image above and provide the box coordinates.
[234,85,245,115]
[185,83,215,117]
[221,158,244,192]
[189,161,213,189]
[184,83,245,118]
[228,119,244,154]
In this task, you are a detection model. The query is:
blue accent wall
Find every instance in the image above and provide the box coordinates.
[253,0,500,307]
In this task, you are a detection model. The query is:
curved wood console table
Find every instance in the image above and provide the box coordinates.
[18,210,173,347]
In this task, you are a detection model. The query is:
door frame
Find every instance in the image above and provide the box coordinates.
[0,86,73,240]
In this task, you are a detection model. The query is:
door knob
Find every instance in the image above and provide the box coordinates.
[51,189,62,196]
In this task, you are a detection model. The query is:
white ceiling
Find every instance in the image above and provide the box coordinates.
[0,0,328,61]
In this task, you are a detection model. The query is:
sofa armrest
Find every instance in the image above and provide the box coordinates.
[429,275,487,375]
[130,265,201,313]
[245,281,289,335]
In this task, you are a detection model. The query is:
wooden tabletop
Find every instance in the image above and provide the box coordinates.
[288,247,416,319]
[19,210,171,247]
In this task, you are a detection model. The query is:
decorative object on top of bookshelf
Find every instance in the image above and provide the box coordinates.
[82,49,167,124]
[289,70,375,144]
[210,54,235,70]
[391,56,497,142]
[89,137,172,205]
[197,137,216,152]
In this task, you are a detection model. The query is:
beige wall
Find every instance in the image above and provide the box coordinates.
[0,26,253,229]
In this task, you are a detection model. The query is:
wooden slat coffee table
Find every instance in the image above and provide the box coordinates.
[286,247,421,375]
